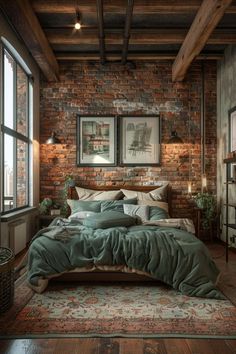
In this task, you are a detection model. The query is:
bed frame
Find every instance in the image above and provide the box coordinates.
[55,184,171,283]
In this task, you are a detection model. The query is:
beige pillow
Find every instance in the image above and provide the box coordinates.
[121,189,153,201]
[75,186,123,201]
[137,200,169,214]
[121,182,169,202]
[149,182,169,201]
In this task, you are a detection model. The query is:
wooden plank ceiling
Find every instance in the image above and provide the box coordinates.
[0,0,236,81]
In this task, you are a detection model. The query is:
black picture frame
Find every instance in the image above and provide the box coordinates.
[228,106,236,179]
[119,115,161,166]
[77,115,117,166]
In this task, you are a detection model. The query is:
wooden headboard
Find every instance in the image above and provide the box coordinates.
[68,185,172,216]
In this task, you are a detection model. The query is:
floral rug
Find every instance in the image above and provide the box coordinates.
[1,278,236,339]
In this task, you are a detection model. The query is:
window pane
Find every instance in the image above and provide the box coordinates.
[29,81,33,139]
[17,140,27,207]
[17,64,28,136]
[4,50,14,129]
[4,134,15,211]
[2,46,32,214]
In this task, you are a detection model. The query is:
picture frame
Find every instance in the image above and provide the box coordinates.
[228,106,236,179]
[77,115,117,166]
[120,115,161,166]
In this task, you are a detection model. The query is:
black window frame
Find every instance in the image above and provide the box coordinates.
[1,44,33,215]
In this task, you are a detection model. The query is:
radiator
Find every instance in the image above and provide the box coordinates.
[9,219,27,255]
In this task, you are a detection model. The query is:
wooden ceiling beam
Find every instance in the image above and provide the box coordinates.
[32,0,236,14]
[56,52,223,61]
[172,0,233,82]
[96,0,106,64]
[0,0,59,81]
[122,0,134,64]
[46,28,236,45]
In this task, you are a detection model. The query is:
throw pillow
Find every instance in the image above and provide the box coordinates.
[123,204,149,223]
[67,199,101,214]
[83,211,136,229]
[75,187,123,201]
[101,198,137,213]
[121,182,169,202]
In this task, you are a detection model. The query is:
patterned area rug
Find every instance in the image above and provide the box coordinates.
[1,278,236,339]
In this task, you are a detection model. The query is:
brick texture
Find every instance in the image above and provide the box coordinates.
[40,60,217,218]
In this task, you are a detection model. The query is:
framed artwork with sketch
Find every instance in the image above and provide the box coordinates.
[120,115,161,166]
[77,115,117,166]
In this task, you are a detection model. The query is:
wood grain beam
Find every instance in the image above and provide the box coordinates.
[172,0,233,82]
[46,28,236,45]
[56,52,223,61]
[122,0,134,64]
[96,0,106,64]
[0,0,59,81]
[31,0,236,14]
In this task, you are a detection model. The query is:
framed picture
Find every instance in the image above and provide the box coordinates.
[77,115,117,166]
[228,106,236,179]
[120,115,161,166]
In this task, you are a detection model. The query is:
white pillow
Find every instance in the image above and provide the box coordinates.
[121,182,169,202]
[123,204,149,223]
[75,187,123,201]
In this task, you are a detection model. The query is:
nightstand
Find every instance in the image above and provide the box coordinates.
[194,207,213,241]
[39,215,59,228]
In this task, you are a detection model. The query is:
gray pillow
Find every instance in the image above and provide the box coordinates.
[101,198,137,213]
[123,204,149,223]
[83,211,136,229]
[149,206,168,220]
[67,199,101,214]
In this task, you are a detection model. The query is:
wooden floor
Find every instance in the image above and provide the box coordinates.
[0,338,236,354]
[1,242,236,354]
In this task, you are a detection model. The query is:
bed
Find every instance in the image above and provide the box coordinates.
[25,184,223,299]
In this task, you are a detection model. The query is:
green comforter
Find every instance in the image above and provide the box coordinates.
[27,221,223,299]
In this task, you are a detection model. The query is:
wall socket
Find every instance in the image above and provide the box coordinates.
[230,235,236,244]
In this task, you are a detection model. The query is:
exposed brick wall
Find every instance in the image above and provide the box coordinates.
[40,60,217,218]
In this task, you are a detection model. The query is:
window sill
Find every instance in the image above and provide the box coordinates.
[1,207,38,222]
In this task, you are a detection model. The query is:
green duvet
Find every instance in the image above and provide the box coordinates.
[27,221,223,299]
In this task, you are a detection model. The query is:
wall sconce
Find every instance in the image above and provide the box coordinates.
[167,130,183,144]
[75,11,81,30]
[45,132,61,144]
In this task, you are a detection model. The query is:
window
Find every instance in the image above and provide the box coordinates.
[1,46,33,214]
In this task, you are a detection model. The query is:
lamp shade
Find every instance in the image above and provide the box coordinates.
[167,131,183,144]
[46,132,61,144]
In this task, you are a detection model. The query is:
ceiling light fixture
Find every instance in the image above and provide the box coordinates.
[75,11,81,30]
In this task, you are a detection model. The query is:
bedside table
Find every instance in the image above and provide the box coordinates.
[194,207,213,241]
[39,215,59,228]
